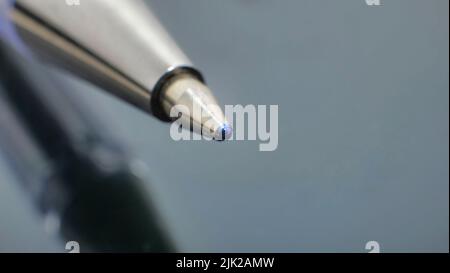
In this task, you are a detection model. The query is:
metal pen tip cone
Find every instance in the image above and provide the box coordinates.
[160,75,229,140]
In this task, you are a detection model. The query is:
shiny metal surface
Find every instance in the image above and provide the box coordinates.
[161,74,231,140]
[15,0,192,93]
[10,6,153,113]
[5,0,229,134]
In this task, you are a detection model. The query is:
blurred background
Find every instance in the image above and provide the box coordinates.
[0,0,448,252]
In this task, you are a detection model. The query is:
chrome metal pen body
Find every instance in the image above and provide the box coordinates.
[3,0,231,139]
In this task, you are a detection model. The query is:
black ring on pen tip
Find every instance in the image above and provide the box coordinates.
[151,66,205,122]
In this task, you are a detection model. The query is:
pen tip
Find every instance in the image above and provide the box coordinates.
[215,123,233,141]
[159,75,231,141]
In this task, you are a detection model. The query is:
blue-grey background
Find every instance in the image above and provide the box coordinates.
[0,0,448,252]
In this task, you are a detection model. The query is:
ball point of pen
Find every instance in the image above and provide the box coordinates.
[157,73,231,141]
[214,123,233,141]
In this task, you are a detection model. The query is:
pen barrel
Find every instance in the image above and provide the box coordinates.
[5,0,196,114]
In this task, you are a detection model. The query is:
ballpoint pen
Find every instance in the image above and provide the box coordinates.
[1,0,232,140]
